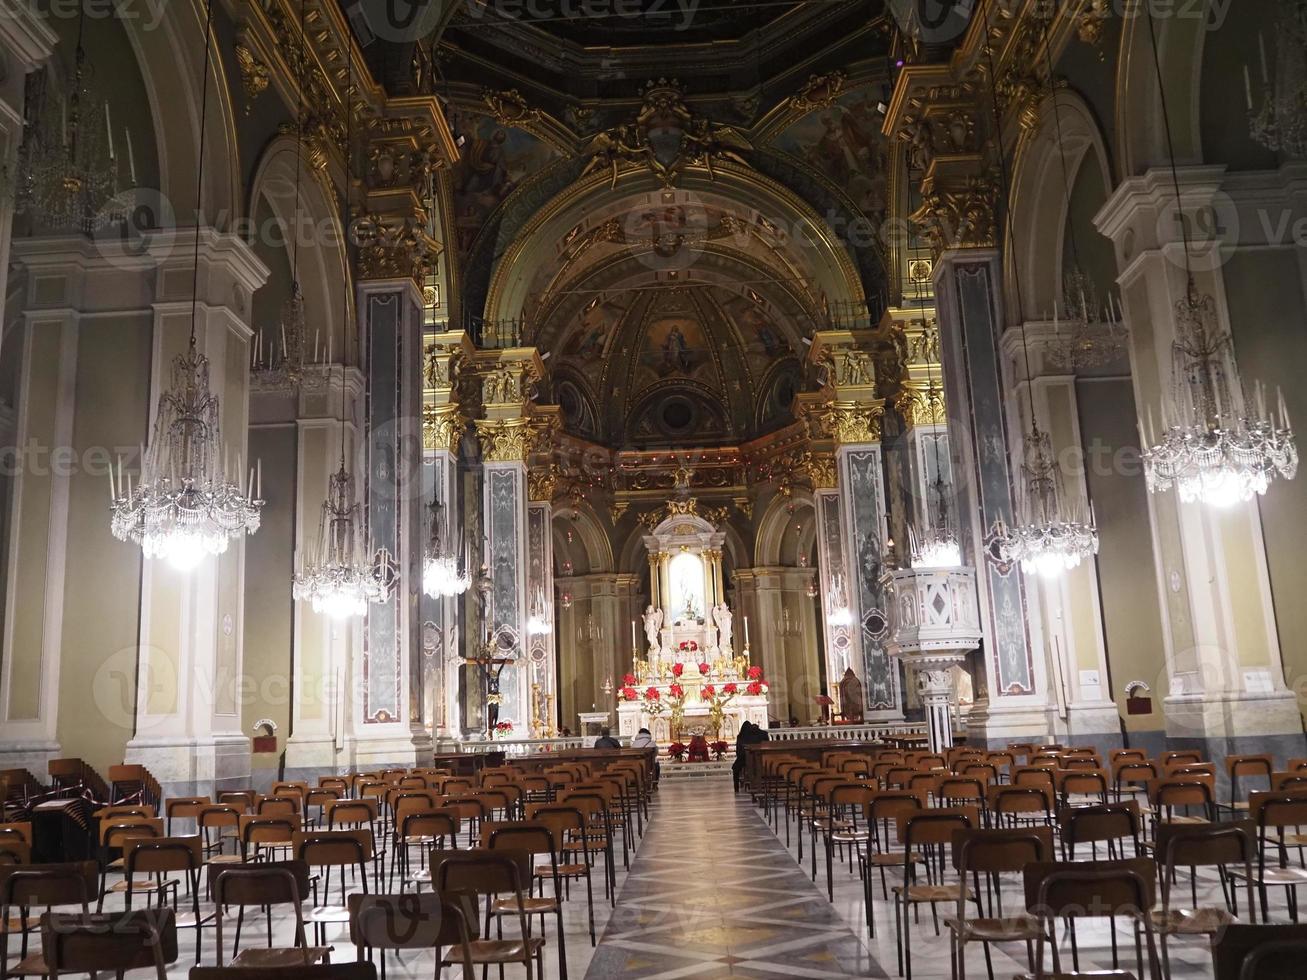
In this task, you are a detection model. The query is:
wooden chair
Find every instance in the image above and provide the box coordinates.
[41,908,177,980]
[1211,923,1307,979]
[295,830,374,945]
[120,836,211,963]
[1225,755,1275,814]
[1059,802,1142,861]
[944,827,1052,980]
[208,860,332,966]
[486,823,568,980]
[431,849,544,980]
[892,808,978,980]
[347,892,475,980]
[1231,793,1307,922]
[394,811,459,892]
[0,862,99,977]
[525,805,597,946]
[1018,858,1161,979]
[165,797,211,836]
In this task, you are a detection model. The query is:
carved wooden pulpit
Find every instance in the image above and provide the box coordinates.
[837,668,864,724]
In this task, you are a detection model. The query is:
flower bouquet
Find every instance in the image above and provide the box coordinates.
[678,640,700,653]
[671,662,684,678]
[493,721,514,740]
[668,741,688,761]
[698,662,711,676]
[619,686,639,702]
[711,740,730,760]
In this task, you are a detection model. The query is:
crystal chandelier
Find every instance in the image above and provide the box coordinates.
[293,462,396,618]
[826,571,854,627]
[1047,267,1126,371]
[108,0,261,569]
[1143,288,1297,507]
[1247,1,1307,158]
[910,473,962,569]
[14,7,123,235]
[110,342,263,569]
[994,425,1099,577]
[422,495,470,598]
[526,588,552,636]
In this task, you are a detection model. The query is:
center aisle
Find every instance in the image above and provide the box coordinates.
[584,775,888,979]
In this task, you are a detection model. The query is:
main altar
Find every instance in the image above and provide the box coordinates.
[616,505,769,744]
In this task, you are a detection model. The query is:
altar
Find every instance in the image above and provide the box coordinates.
[614,503,770,744]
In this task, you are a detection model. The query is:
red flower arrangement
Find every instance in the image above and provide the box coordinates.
[620,686,639,701]
[722,682,738,695]
[668,741,688,761]
[701,684,716,698]
[671,663,684,678]
[643,686,661,701]
[698,662,711,676]
[677,640,700,653]
[746,681,764,696]
[711,740,730,760]
[747,665,764,680]
[623,673,636,686]
[669,683,685,699]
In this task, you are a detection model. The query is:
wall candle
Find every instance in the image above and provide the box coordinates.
[631,619,637,650]
[744,616,749,646]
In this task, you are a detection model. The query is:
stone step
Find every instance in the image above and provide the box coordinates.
[660,759,734,780]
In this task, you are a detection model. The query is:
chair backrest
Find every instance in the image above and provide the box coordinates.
[347,892,471,952]
[898,808,977,847]
[401,810,459,841]
[124,836,203,875]
[327,800,378,827]
[209,859,313,907]
[100,818,164,848]
[42,909,177,978]
[293,830,374,869]
[95,805,156,821]
[1156,821,1254,874]
[1212,924,1307,980]
[0,823,31,844]
[989,784,1052,814]
[258,796,301,818]
[432,848,531,899]
[0,862,98,909]
[190,964,378,980]
[1060,802,1141,846]
[198,805,241,829]
[487,823,556,861]
[1022,858,1157,918]
[240,814,301,846]
[951,826,1054,875]
[165,798,211,820]
[1250,793,1307,832]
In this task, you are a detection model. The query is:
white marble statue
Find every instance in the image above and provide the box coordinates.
[643,605,664,651]
[712,603,733,653]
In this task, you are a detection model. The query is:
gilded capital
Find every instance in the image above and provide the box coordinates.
[894,382,948,428]
[423,405,465,453]
[475,419,531,463]
[527,464,560,502]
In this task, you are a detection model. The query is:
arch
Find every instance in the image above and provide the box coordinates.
[1114,4,1208,177]
[552,502,613,575]
[247,134,351,354]
[483,164,868,325]
[1008,89,1116,321]
[754,489,816,566]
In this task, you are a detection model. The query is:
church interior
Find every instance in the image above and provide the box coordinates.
[0,0,1305,976]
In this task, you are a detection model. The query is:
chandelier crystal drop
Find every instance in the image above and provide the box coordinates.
[293,462,397,618]
[421,495,470,599]
[993,425,1099,577]
[110,341,263,569]
[1142,288,1297,508]
[1248,1,1307,158]
[1047,267,1127,371]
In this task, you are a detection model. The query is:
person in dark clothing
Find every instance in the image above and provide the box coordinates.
[731,721,769,792]
[593,727,621,749]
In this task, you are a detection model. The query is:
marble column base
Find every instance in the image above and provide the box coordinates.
[344,729,432,769]
[0,739,60,776]
[283,733,342,774]
[125,733,251,799]
[962,699,1050,747]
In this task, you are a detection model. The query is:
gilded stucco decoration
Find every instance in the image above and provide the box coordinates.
[909,173,999,256]
[235,33,271,114]
[423,405,465,453]
[580,79,752,188]
[475,419,531,462]
[788,71,847,113]
[352,213,434,284]
[483,88,542,127]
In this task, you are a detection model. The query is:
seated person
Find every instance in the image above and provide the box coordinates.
[593,727,621,749]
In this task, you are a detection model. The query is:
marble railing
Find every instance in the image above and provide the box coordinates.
[453,736,590,755]
[766,721,927,742]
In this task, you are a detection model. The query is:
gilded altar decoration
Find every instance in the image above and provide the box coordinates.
[580,79,752,188]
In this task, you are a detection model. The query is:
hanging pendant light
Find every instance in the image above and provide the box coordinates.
[292,24,396,617]
[422,494,470,598]
[980,13,1098,577]
[110,0,262,569]
[1139,7,1297,508]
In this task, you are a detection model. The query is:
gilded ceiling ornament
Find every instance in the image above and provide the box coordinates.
[580,78,752,189]
[789,71,847,114]
[367,139,439,194]
[483,88,541,127]
[423,405,465,453]
[702,505,730,527]
[732,495,753,520]
[475,420,531,462]
[666,498,699,516]
[609,500,630,523]
[636,509,662,531]
[234,35,271,114]
[1076,0,1111,51]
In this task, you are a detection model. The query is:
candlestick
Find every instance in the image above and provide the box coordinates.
[631,619,637,650]
[105,103,114,159]
[744,616,749,645]
[1245,65,1254,110]
[125,127,136,184]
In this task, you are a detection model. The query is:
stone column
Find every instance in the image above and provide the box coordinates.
[802,332,902,720]
[420,331,472,747]
[283,367,366,777]
[525,486,557,736]
[0,10,72,772]
[1001,323,1120,746]
[126,230,270,798]
[470,349,545,734]
[1095,167,1302,758]
[810,477,852,700]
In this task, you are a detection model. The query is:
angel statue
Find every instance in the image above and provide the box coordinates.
[643,604,664,653]
[712,603,733,654]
